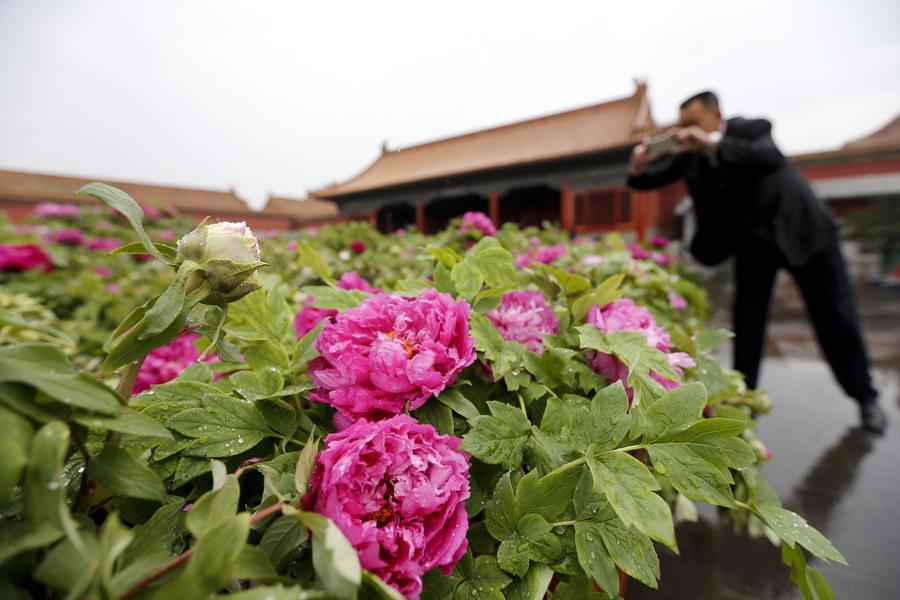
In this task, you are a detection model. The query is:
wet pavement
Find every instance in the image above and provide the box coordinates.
[629,273,900,599]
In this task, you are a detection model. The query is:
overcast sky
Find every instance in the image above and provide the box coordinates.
[1,1,898,208]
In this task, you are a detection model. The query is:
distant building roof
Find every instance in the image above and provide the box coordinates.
[0,168,250,214]
[261,194,338,220]
[811,172,900,200]
[843,113,900,150]
[314,82,654,199]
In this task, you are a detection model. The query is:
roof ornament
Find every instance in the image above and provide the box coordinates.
[381,140,390,155]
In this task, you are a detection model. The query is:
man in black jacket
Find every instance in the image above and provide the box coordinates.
[627,90,886,433]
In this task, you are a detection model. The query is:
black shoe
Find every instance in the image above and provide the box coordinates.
[859,399,887,434]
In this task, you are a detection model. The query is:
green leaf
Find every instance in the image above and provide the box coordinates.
[516,469,579,521]
[586,448,676,550]
[78,182,170,263]
[588,381,631,451]
[645,444,736,507]
[98,513,135,597]
[436,387,480,420]
[452,237,517,300]
[185,475,240,538]
[294,240,335,285]
[457,555,512,600]
[504,564,554,600]
[72,405,172,439]
[166,389,273,457]
[362,570,406,599]
[0,521,63,564]
[462,402,531,469]
[415,400,454,435]
[258,514,308,565]
[695,328,734,353]
[88,446,167,502]
[139,261,203,339]
[571,274,625,322]
[304,285,367,310]
[155,513,250,598]
[0,344,121,414]
[294,429,319,497]
[295,512,362,599]
[110,240,178,260]
[782,542,838,600]
[0,405,33,506]
[122,502,183,566]
[470,311,506,361]
[643,382,708,441]
[485,472,518,541]
[22,421,70,527]
[231,544,279,581]
[34,527,99,595]
[574,471,660,589]
[256,451,302,502]
[756,500,846,565]
[537,264,591,297]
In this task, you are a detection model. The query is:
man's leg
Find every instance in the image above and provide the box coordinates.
[788,238,878,404]
[733,248,780,389]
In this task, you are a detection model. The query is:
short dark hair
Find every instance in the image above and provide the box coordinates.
[680,90,719,111]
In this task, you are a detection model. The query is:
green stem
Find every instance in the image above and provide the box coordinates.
[550,520,577,528]
[108,358,144,445]
[544,457,586,479]
[615,443,646,453]
[518,394,528,417]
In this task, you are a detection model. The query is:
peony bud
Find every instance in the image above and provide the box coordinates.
[176,221,264,302]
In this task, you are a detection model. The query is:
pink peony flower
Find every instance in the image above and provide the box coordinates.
[294,297,338,338]
[652,252,671,267]
[336,271,380,293]
[50,229,85,246]
[302,414,470,598]
[486,290,559,355]
[668,291,688,311]
[87,238,122,252]
[309,290,476,422]
[32,202,80,218]
[287,240,299,251]
[350,240,367,254]
[515,243,566,268]
[93,267,113,278]
[650,235,670,248]
[582,254,604,266]
[628,243,651,261]
[587,299,694,398]
[141,204,163,219]
[0,244,53,272]
[158,229,178,242]
[132,333,215,394]
[459,211,497,236]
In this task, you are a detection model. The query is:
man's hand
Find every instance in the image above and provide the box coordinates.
[673,126,712,153]
[629,137,654,174]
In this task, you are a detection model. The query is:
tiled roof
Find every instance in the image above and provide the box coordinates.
[811,172,900,200]
[843,113,900,149]
[262,195,338,220]
[0,168,250,214]
[314,82,653,199]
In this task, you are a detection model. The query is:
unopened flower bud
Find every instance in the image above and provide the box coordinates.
[176,221,264,302]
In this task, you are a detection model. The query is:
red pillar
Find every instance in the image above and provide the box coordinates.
[560,180,575,232]
[415,199,426,234]
[488,189,500,227]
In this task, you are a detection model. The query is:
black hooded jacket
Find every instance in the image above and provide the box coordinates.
[627,117,837,266]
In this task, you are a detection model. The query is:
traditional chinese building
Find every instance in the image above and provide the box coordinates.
[312,82,686,240]
[0,169,341,230]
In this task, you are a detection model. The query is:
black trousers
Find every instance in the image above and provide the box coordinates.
[733,237,877,403]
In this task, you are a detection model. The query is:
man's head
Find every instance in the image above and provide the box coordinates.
[679,90,722,132]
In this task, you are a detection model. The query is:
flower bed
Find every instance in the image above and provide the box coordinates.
[0,186,844,599]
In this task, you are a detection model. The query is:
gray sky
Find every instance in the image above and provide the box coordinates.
[1,1,898,208]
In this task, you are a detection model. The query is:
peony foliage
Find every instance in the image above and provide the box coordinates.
[0,189,845,599]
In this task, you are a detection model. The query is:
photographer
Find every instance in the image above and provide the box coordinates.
[627,90,886,433]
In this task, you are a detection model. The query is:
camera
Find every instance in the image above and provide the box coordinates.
[646,131,679,156]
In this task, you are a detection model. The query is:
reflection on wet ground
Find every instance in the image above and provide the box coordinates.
[630,273,900,599]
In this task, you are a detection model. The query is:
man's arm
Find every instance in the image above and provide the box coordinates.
[626,142,683,190]
[716,119,785,173]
